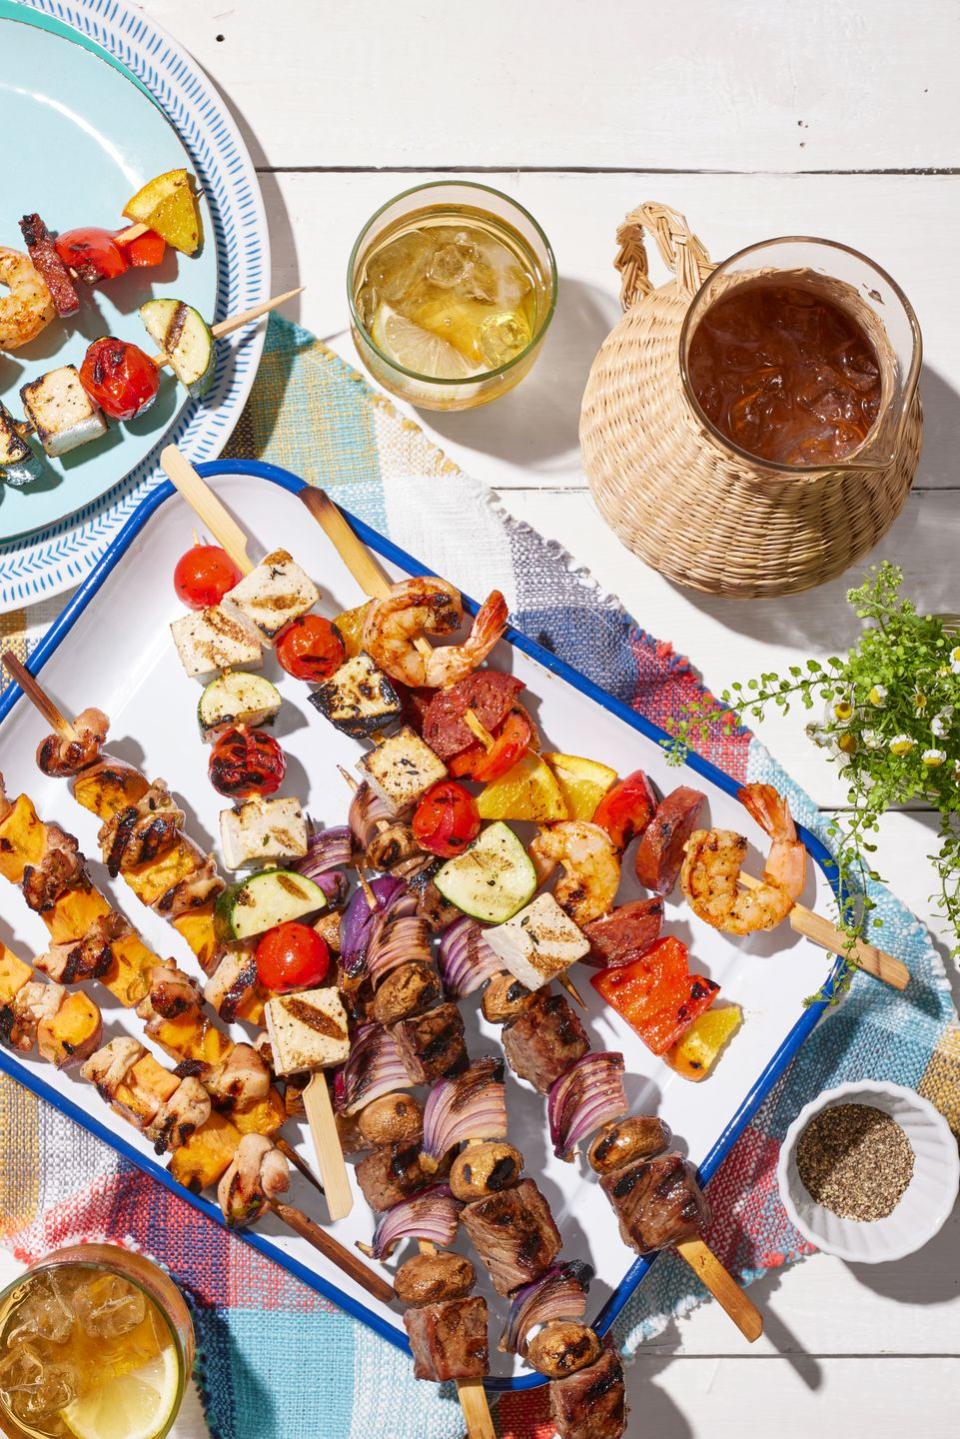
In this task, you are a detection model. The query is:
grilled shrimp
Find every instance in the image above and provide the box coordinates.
[530,820,621,925]
[680,784,806,935]
[362,577,508,688]
[0,247,54,350]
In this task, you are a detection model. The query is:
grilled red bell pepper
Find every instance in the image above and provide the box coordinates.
[591,935,719,1055]
[119,228,167,267]
[592,769,657,852]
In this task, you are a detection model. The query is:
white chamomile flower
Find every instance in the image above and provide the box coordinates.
[950,646,960,675]
[914,690,928,713]
[831,697,855,725]
[931,708,953,739]
[922,748,947,767]
[869,684,887,706]
[861,729,884,750]
[889,734,915,756]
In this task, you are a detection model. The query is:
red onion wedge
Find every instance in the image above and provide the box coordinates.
[366,888,431,987]
[334,1023,409,1115]
[358,1185,462,1261]
[339,875,406,977]
[500,1261,594,1354]
[421,1057,508,1172]
[438,916,502,998]
[548,1052,629,1161]
[297,824,353,876]
[349,782,394,849]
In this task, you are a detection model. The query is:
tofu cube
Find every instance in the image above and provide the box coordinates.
[219,795,308,871]
[264,986,350,1075]
[170,605,263,679]
[224,548,320,643]
[309,652,402,737]
[483,893,590,991]
[357,726,447,813]
[20,366,107,457]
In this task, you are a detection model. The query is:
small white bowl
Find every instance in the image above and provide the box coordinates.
[778,1079,959,1263]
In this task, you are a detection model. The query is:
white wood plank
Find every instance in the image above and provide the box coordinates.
[268,171,960,491]
[619,1355,960,1438]
[148,0,960,171]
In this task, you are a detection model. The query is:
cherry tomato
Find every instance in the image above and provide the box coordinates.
[593,769,657,852]
[256,922,330,992]
[174,544,242,609]
[79,338,159,421]
[208,727,286,799]
[118,228,166,267]
[55,227,128,284]
[412,781,481,858]
[275,615,345,682]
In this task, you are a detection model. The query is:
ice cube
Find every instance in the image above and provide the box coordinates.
[366,230,434,305]
[478,312,531,367]
[73,1274,146,1339]
[10,1362,76,1422]
[12,1276,74,1345]
[0,1341,43,1393]
[426,243,474,289]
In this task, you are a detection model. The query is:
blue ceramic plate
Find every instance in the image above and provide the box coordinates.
[0,0,268,606]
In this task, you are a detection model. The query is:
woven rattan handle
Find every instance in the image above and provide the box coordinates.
[614,202,714,309]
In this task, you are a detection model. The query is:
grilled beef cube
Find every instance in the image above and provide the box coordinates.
[461,1178,561,1296]
[309,653,403,737]
[502,988,589,1093]
[395,1252,475,1307]
[403,1296,489,1382]
[354,1142,447,1213]
[600,1153,710,1255]
[371,961,442,1026]
[393,1001,467,1085]
[587,1116,670,1176]
[549,1347,627,1439]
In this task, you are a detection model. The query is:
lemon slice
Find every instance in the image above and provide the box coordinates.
[61,1344,180,1439]
[371,304,479,380]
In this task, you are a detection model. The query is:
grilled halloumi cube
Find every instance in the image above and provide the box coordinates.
[219,795,308,871]
[483,892,590,991]
[170,605,263,679]
[20,366,108,458]
[357,725,447,813]
[309,652,402,737]
[224,548,320,643]
[0,401,41,488]
[264,986,350,1075]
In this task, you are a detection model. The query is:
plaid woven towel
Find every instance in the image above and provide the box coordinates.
[1,316,956,1439]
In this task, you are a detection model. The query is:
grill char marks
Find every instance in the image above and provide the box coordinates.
[460,1178,561,1296]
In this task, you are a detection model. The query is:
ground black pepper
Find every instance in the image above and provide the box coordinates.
[796,1102,915,1221]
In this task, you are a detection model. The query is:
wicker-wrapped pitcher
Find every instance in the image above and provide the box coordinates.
[580,203,923,598]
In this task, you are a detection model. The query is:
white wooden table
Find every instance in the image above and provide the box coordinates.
[143,2,960,1430]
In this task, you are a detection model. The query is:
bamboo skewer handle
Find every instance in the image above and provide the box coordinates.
[2,652,76,739]
[299,488,394,601]
[418,1236,497,1439]
[146,287,305,366]
[737,873,909,990]
[160,446,253,576]
[268,1200,395,1305]
[303,1072,354,1222]
[675,1238,762,1342]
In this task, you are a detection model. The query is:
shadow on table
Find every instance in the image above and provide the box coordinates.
[846,1204,960,1307]
[620,1350,695,1439]
[425,276,619,470]
[667,363,960,652]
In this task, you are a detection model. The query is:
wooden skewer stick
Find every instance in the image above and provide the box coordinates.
[275,1136,325,1194]
[113,222,150,247]
[146,286,304,366]
[267,1200,395,1305]
[2,653,76,740]
[305,488,585,1011]
[737,873,909,990]
[675,1238,763,1343]
[157,447,353,1221]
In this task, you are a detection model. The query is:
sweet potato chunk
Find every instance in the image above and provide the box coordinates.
[37,992,102,1068]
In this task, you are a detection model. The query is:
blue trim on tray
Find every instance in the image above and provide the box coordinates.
[0,459,846,1391]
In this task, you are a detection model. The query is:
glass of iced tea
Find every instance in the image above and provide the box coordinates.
[348,181,557,410]
[679,236,921,473]
[0,1246,193,1439]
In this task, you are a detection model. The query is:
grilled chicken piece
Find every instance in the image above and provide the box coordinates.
[35,911,128,984]
[203,1043,271,1108]
[395,1253,476,1308]
[137,959,203,1025]
[392,1002,468,1085]
[2,981,64,1053]
[98,781,185,875]
[154,854,224,918]
[149,1076,212,1153]
[81,1036,145,1098]
[502,988,589,1093]
[549,1347,627,1439]
[355,1142,448,1213]
[217,1135,290,1226]
[204,948,260,1021]
[36,708,108,777]
[403,1296,489,1382]
[21,824,85,912]
[461,1179,562,1296]
[600,1153,710,1256]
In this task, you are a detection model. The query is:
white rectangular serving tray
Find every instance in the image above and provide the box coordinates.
[0,462,843,1389]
